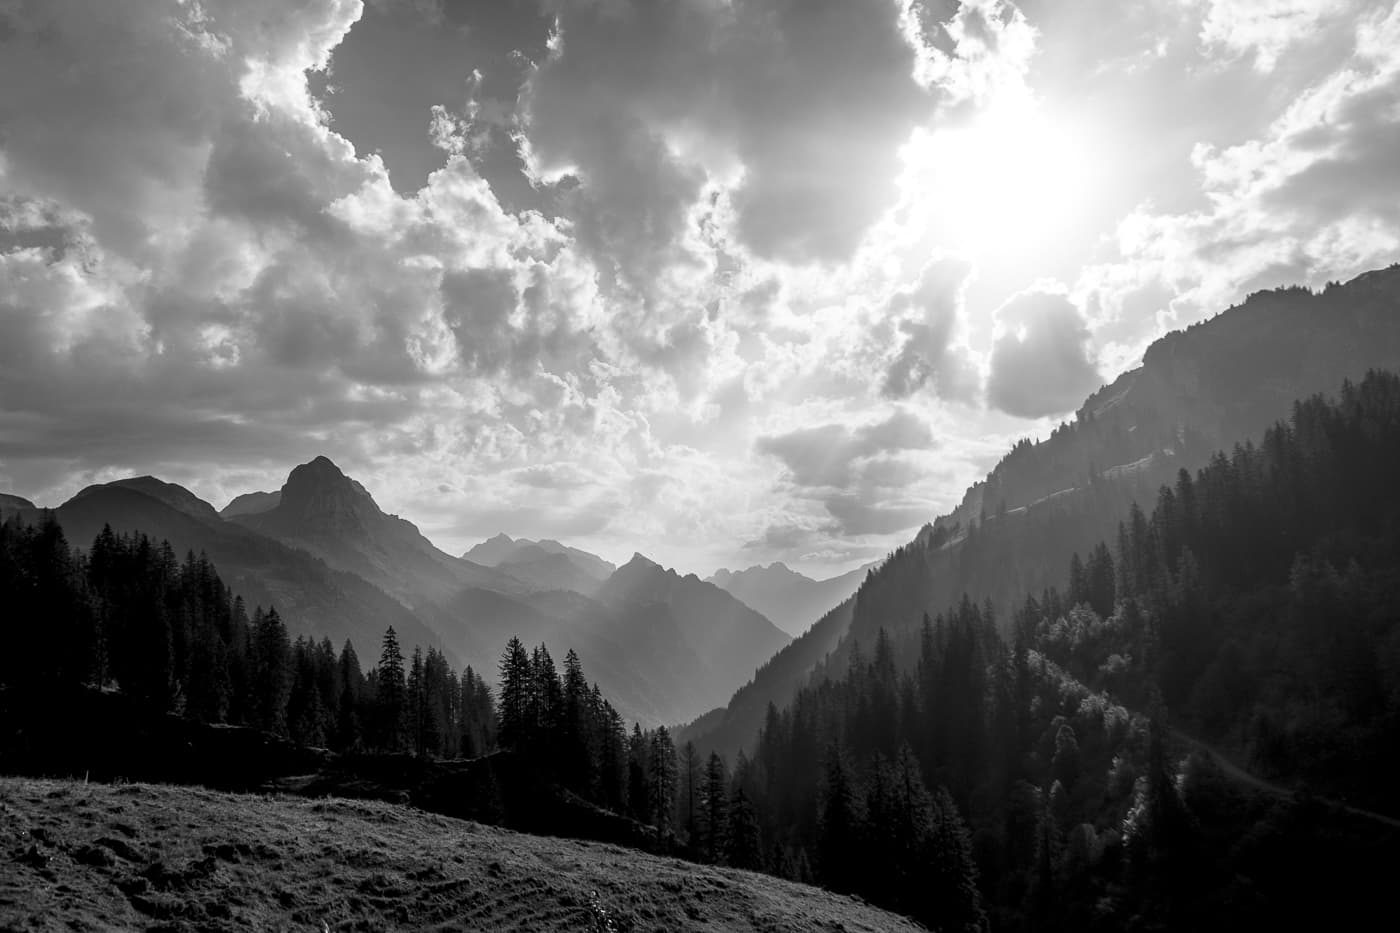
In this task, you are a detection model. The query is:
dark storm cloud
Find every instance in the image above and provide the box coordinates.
[524,0,935,272]
[986,290,1102,419]
[315,0,553,205]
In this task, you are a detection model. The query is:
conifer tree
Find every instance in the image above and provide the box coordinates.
[727,784,763,871]
[648,726,678,837]
[702,751,730,864]
[376,626,406,751]
[496,637,530,749]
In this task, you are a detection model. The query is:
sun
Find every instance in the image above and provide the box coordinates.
[900,91,1099,263]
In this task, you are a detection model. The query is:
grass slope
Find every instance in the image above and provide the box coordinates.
[0,778,924,933]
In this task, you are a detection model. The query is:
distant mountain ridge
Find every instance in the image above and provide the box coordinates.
[706,561,874,636]
[463,533,615,593]
[597,554,792,715]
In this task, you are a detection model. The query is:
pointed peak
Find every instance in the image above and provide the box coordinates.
[276,456,378,520]
[486,532,515,544]
[624,551,659,569]
[299,454,346,476]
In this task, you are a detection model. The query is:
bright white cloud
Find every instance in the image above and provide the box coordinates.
[1198,0,1352,71]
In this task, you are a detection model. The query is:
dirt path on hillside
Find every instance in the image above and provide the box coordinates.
[1171,729,1400,831]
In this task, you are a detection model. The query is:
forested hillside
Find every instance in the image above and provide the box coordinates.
[700,371,1400,930]
[685,268,1400,764]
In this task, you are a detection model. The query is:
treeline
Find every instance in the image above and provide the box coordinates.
[704,371,1400,931]
[0,520,496,757]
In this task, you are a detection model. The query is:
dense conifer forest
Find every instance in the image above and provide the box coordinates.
[4,372,1400,931]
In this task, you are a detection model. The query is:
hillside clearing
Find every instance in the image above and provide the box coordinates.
[0,778,924,932]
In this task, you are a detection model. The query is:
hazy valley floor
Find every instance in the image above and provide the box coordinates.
[0,778,924,932]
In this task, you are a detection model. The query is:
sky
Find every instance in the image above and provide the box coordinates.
[2,0,1398,577]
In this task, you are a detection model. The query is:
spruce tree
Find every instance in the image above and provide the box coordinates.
[703,751,730,864]
[376,626,406,751]
[496,637,529,749]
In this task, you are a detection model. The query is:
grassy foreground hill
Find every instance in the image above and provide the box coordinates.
[0,778,924,933]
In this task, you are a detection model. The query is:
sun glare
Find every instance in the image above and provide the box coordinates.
[902,93,1097,262]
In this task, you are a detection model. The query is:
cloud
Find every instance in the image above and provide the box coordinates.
[756,409,934,489]
[0,0,600,494]
[881,257,979,400]
[753,408,941,538]
[1076,2,1400,363]
[823,495,934,536]
[986,290,1101,418]
[522,0,937,272]
[1197,0,1352,72]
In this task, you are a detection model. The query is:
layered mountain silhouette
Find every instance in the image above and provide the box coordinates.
[596,554,791,713]
[8,480,445,665]
[707,561,873,637]
[1,457,789,726]
[464,533,615,595]
[683,263,1400,757]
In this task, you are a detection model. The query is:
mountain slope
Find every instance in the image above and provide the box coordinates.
[685,264,1400,758]
[938,266,1400,535]
[92,476,224,524]
[0,493,34,521]
[707,561,872,637]
[598,555,791,715]
[1,777,925,933]
[219,490,280,518]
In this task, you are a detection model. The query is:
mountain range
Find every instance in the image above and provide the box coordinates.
[464,532,616,595]
[1,460,789,727]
